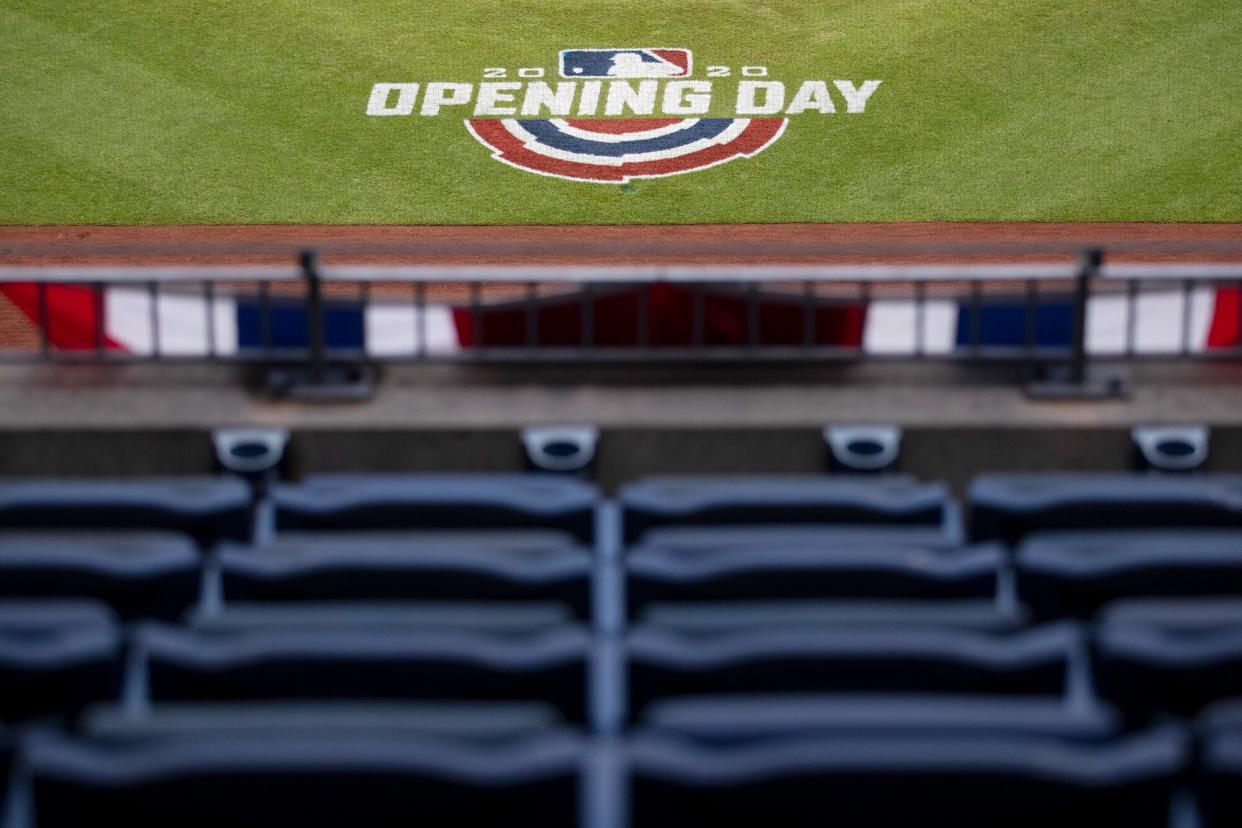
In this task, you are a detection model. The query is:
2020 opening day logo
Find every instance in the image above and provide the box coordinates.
[365,48,882,184]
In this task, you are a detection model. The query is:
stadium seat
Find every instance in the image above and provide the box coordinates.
[273,474,598,541]
[642,694,1119,744]
[627,726,1188,828]
[27,730,582,828]
[634,524,965,553]
[1201,700,1242,826]
[0,726,12,816]
[1198,698,1242,734]
[83,700,564,742]
[0,477,252,541]
[0,531,200,620]
[191,602,576,634]
[1017,530,1242,619]
[136,622,591,721]
[627,540,1004,615]
[1204,729,1242,828]
[626,622,1084,719]
[619,476,956,543]
[627,532,1022,631]
[969,474,1242,543]
[219,531,592,617]
[1095,600,1242,719]
[639,600,1026,633]
[0,600,122,721]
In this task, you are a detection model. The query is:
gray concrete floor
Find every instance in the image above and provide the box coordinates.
[3,360,1242,429]
[5,360,1242,492]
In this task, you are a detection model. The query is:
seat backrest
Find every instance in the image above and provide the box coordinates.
[0,599,123,721]
[627,727,1188,828]
[1018,529,1242,619]
[1096,599,1242,719]
[0,531,200,620]
[626,622,1083,719]
[642,693,1119,744]
[619,476,955,543]
[1203,724,1242,827]
[189,601,577,635]
[219,531,592,616]
[273,474,598,541]
[82,700,565,742]
[137,622,592,721]
[627,541,1004,613]
[970,474,1242,543]
[637,600,1027,634]
[28,730,582,828]
[0,477,252,541]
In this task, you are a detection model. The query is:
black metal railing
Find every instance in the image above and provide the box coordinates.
[2,246,1241,398]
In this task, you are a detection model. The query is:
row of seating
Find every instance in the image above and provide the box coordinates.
[6,472,1242,542]
[11,529,1242,621]
[4,470,1242,825]
[4,718,1242,826]
[10,599,1242,724]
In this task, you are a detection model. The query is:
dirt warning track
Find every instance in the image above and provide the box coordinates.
[1,223,1241,265]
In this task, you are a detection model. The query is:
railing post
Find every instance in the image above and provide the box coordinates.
[1026,246,1125,400]
[301,249,326,383]
[1069,247,1102,384]
[259,248,374,402]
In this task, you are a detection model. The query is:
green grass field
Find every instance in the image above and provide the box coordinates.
[2,1,1240,224]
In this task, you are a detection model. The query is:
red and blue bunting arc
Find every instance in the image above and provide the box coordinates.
[466,117,788,183]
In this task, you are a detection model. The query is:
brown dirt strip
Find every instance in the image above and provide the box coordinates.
[3,223,1241,347]
[0,296,36,349]
[1,223,1241,265]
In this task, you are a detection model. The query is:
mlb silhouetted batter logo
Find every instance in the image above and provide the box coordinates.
[365,49,882,184]
[559,49,692,78]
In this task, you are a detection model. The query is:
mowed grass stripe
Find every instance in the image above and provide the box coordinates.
[0,0,1238,224]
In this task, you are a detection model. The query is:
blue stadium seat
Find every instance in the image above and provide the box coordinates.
[0,477,251,541]
[627,540,1004,615]
[0,531,200,620]
[1202,701,1242,827]
[219,531,592,617]
[273,474,598,541]
[626,623,1084,718]
[627,726,1188,828]
[137,623,591,721]
[0,726,12,817]
[1204,730,1242,828]
[0,600,122,721]
[620,476,956,543]
[635,525,964,552]
[969,474,1242,543]
[642,694,1119,744]
[28,730,582,828]
[190,601,576,635]
[639,600,1026,633]
[82,700,564,742]
[1017,530,1242,619]
[1199,698,1242,733]
[1096,599,1242,719]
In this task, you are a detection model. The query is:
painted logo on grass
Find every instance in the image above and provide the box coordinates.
[559,48,692,79]
[366,49,881,184]
[464,117,787,184]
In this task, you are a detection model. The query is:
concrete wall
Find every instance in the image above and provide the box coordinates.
[6,425,1242,497]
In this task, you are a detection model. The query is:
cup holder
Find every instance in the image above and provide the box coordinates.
[824,425,902,473]
[522,426,599,475]
[1132,425,1208,472]
[213,428,290,476]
